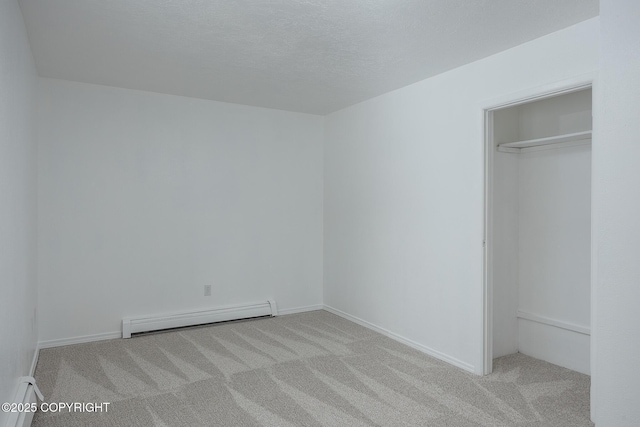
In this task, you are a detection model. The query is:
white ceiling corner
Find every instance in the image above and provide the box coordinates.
[19,0,598,115]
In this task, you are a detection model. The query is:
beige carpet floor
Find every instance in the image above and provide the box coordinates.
[32,310,592,426]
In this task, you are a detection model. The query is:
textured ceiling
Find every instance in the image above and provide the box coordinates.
[19,0,598,115]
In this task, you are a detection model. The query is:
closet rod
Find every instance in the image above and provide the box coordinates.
[497,130,592,153]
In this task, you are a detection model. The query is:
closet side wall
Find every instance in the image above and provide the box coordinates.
[492,108,520,358]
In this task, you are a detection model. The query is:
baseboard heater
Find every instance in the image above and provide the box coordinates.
[122,299,278,338]
[6,377,44,427]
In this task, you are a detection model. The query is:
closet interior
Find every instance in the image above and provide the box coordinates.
[490,88,592,374]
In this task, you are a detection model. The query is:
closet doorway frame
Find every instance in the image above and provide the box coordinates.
[480,73,596,376]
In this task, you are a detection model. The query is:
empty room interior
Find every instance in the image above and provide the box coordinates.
[2,0,639,426]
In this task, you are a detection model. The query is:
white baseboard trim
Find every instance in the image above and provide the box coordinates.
[323,305,476,374]
[35,304,475,376]
[278,304,324,316]
[36,303,322,350]
[29,345,40,377]
[516,309,590,336]
[38,331,121,349]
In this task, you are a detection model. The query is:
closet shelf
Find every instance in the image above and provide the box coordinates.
[497,130,592,153]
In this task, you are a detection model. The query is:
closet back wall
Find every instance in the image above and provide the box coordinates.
[517,92,591,374]
[37,78,324,343]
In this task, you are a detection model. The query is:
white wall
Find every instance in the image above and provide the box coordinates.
[593,0,640,424]
[324,18,599,373]
[38,78,324,343]
[0,0,38,424]
[518,143,591,374]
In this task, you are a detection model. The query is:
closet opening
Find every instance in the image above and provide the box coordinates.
[483,83,593,376]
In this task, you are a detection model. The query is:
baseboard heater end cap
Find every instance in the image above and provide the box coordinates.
[122,318,132,339]
[6,377,43,427]
[268,298,278,316]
